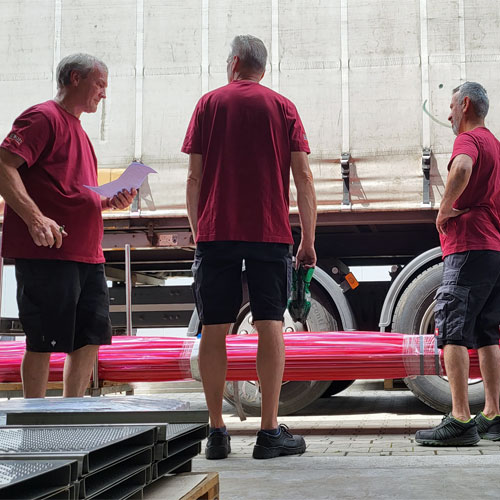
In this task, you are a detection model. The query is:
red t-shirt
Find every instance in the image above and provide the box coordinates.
[1,100,105,263]
[440,127,500,258]
[182,80,310,244]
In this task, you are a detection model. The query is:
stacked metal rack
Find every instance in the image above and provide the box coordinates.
[0,397,209,499]
[0,460,77,499]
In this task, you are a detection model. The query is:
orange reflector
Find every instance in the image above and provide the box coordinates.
[345,272,359,289]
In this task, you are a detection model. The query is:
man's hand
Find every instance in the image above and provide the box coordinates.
[27,215,68,248]
[436,206,470,235]
[296,241,316,269]
[106,188,137,210]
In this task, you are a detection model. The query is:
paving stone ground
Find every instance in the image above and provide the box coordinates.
[136,379,500,458]
[138,380,500,499]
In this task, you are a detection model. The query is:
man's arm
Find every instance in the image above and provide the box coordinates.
[0,148,66,248]
[291,151,317,268]
[186,153,203,241]
[436,154,473,235]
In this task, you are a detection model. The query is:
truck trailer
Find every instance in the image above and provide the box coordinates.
[1,0,499,415]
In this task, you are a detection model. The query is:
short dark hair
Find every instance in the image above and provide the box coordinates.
[56,53,108,89]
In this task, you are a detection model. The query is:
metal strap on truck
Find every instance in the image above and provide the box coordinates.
[341,152,351,207]
[422,148,432,207]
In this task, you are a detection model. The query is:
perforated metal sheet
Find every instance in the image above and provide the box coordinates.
[0,460,60,484]
[0,425,156,476]
[0,459,74,499]
[163,423,207,458]
[0,426,153,454]
[164,423,208,441]
[0,396,207,426]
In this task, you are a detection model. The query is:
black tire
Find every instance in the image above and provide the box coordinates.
[392,264,485,414]
[223,296,339,416]
[321,380,355,398]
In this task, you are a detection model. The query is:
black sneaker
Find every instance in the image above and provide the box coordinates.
[415,415,480,446]
[205,430,231,460]
[252,424,306,459]
[474,412,500,441]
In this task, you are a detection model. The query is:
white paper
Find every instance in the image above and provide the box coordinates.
[84,162,157,198]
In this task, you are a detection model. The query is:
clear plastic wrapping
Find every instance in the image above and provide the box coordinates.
[0,333,487,383]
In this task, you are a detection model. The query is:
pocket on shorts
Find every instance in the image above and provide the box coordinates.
[434,284,470,342]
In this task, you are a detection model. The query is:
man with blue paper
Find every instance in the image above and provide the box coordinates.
[0,53,137,398]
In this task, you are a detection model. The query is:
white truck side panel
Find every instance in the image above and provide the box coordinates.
[1,1,500,217]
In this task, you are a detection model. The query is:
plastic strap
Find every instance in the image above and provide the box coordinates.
[419,335,425,375]
[434,337,441,375]
[232,381,247,422]
[189,338,201,381]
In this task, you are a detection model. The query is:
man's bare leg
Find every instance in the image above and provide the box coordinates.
[255,320,285,430]
[199,324,230,428]
[478,345,500,417]
[443,344,471,420]
[63,345,99,397]
[21,351,51,398]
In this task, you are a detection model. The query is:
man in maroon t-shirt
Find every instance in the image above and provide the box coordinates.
[416,82,500,446]
[0,53,136,398]
[183,35,316,460]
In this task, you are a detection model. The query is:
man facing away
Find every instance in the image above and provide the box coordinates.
[0,53,136,398]
[416,82,500,445]
[182,35,317,459]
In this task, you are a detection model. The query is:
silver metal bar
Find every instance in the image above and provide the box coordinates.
[125,243,133,336]
[109,303,195,313]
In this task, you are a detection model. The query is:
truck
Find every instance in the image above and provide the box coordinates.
[1,0,499,415]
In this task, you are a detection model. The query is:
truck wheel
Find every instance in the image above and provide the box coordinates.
[223,293,339,416]
[392,264,485,414]
[321,380,355,398]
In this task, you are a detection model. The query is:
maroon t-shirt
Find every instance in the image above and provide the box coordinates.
[182,80,310,244]
[1,100,105,263]
[440,127,500,258]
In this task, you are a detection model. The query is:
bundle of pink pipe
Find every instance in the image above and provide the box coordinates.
[0,332,486,383]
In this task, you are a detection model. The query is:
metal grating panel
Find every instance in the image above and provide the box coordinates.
[0,396,207,426]
[156,442,201,478]
[0,426,147,453]
[0,426,156,475]
[91,468,147,500]
[0,459,74,500]
[163,423,208,458]
[81,449,152,499]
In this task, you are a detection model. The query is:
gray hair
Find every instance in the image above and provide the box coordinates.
[453,81,489,118]
[229,35,267,73]
[56,53,108,89]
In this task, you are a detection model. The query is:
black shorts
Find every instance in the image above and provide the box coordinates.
[15,259,112,353]
[192,241,292,325]
[435,250,500,349]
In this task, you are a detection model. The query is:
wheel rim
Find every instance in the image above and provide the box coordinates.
[419,300,482,386]
[229,304,303,391]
